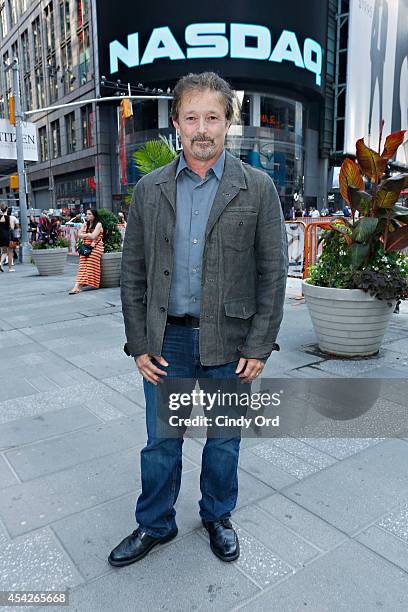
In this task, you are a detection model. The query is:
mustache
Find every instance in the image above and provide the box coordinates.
[191,135,215,144]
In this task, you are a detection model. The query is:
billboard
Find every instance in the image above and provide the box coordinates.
[344,0,408,163]
[0,119,38,162]
[95,1,328,98]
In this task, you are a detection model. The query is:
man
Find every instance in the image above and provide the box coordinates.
[109,72,288,567]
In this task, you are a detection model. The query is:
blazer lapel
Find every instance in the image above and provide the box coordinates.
[155,157,179,214]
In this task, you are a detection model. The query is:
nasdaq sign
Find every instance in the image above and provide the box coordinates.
[109,24,323,86]
[95,1,327,97]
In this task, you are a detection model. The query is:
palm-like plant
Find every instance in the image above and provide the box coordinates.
[124,135,177,205]
[134,135,177,176]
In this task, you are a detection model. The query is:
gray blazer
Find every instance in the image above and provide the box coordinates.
[121,150,288,366]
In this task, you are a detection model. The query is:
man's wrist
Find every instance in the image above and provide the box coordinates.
[123,343,147,358]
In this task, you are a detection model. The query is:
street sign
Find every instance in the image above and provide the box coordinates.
[0,119,38,162]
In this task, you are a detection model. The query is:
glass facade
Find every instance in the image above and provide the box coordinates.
[228,93,304,212]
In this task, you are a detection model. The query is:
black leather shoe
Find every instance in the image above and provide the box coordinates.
[108,527,178,567]
[202,519,240,562]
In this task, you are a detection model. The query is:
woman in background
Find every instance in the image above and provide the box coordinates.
[29,215,38,242]
[69,208,104,294]
[0,204,15,272]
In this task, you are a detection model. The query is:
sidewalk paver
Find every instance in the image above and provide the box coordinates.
[0,263,407,610]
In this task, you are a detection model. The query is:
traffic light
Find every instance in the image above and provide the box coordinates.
[10,175,18,190]
[120,98,133,119]
[9,96,16,126]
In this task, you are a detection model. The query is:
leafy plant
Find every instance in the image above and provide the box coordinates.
[97,209,122,253]
[308,226,354,289]
[336,128,408,268]
[308,128,408,301]
[134,135,177,176]
[124,135,177,204]
[31,217,69,250]
[309,230,408,302]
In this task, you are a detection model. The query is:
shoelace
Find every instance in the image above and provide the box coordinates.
[211,519,233,530]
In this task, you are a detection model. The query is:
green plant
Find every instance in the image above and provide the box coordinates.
[124,135,177,205]
[308,232,408,302]
[97,209,122,253]
[308,226,354,289]
[308,128,408,301]
[337,128,408,267]
[134,135,177,176]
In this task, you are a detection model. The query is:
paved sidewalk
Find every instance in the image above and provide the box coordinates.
[0,262,407,611]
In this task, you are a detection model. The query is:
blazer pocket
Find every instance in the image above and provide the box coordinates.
[220,211,257,251]
[224,297,257,319]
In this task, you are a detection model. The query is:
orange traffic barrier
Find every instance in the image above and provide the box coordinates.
[303,221,334,279]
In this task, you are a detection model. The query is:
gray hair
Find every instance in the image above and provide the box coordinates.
[170,72,239,123]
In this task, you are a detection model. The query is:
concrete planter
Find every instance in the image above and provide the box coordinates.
[31,247,68,276]
[100,251,122,288]
[302,280,396,357]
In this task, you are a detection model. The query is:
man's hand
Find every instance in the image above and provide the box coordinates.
[135,353,169,385]
[236,357,264,384]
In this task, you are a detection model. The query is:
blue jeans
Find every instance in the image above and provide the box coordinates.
[135,323,247,538]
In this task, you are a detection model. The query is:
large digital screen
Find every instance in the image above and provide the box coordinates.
[95,0,328,98]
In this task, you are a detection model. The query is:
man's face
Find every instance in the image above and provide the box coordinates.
[172,89,230,163]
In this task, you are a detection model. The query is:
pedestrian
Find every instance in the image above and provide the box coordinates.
[117,211,127,229]
[310,207,320,218]
[8,212,20,262]
[69,208,104,294]
[0,204,15,272]
[109,72,288,567]
[29,215,38,242]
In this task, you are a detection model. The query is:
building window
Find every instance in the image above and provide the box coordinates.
[81,104,94,148]
[21,29,30,73]
[51,119,61,157]
[38,126,48,161]
[19,0,29,14]
[60,41,75,94]
[59,0,70,38]
[78,25,90,85]
[47,57,58,103]
[76,0,88,28]
[23,75,32,111]
[65,112,76,153]
[260,96,296,132]
[0,3,8,38]
[2,51,12,117]
[77,0,90,85]
[32,17,42,64]
[11,40,18,61]
[44,3,55,56]
[8,0,18,28]
[35,65,45,107]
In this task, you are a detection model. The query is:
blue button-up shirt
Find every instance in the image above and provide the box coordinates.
[168,150,225,317]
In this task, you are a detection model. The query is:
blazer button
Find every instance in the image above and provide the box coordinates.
[239,221,244,226]
[160,306,166,312]
[164,236,169,242]
[164,270,169,276]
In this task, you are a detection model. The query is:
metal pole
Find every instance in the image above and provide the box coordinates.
[11,57,30,263]
[23,95,173,116]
